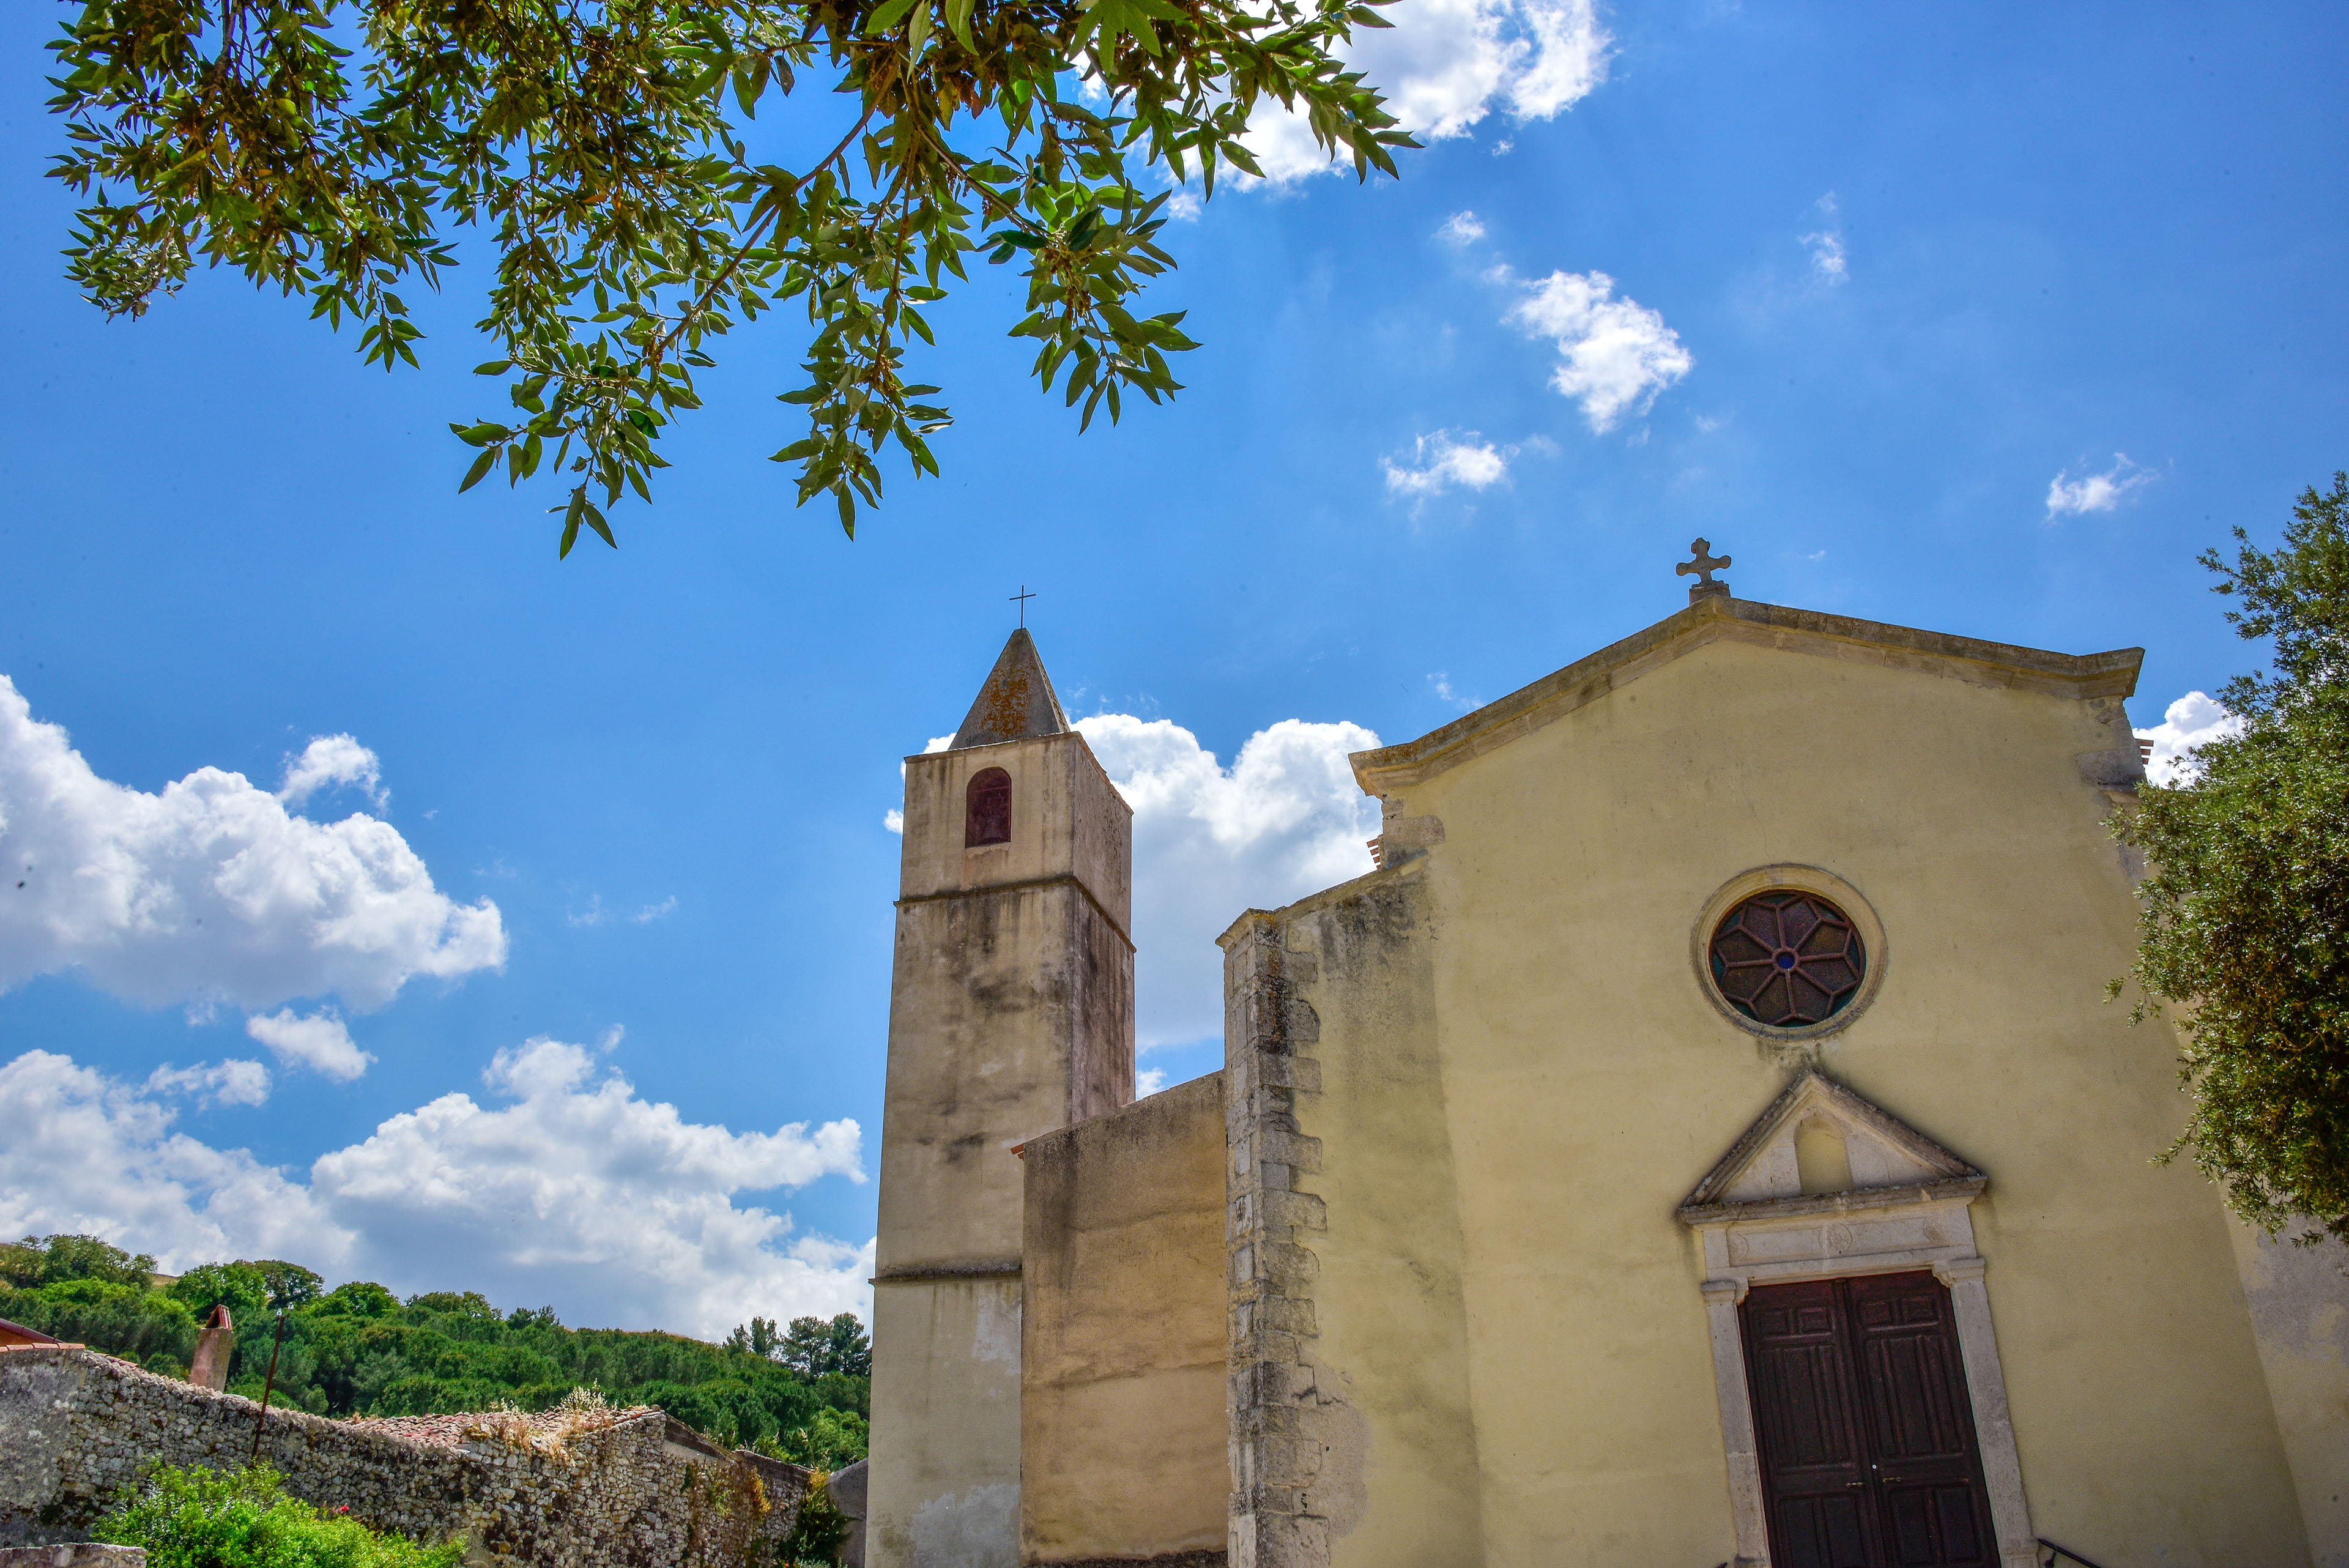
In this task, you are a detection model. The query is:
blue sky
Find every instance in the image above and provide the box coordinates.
[1,2,2340,1335]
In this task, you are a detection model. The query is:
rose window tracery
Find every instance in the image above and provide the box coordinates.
[1708,891,1867,1028]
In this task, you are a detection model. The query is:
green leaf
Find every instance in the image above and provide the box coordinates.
[582,500,617,550]
[557,492,584,559]
[458,448,498,492]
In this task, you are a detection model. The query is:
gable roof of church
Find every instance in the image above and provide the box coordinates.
[951,628,1074,749]
[1350,592,2144,793]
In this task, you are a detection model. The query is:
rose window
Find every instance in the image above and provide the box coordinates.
[1708,891,1867,1028]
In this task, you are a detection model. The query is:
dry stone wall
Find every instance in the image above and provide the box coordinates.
[0,1346,808,1568]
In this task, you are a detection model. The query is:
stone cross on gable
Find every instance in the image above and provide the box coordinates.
[1677,538,1731,603]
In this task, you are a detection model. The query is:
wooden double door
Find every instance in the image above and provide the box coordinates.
[1740,1271,1998,1568]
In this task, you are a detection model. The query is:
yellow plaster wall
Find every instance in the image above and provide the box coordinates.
[1272,630,2310,1568]
[1271,867,1487,1567]
[1019,1074,1229,1564]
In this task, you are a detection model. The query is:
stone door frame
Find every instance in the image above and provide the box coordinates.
[1683,1188,2037,1568]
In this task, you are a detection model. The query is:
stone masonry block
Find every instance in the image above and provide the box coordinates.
[1258,1132,1322,1173]
[1261,1191,1327,1232]
[1255,1057,1323,1094]
[1253,1298,1319,1336]
[1259,1243,1321,1287]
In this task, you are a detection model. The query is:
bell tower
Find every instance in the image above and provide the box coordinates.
[867,628,1135,1568]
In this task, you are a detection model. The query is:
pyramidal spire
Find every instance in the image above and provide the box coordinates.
[951,628,1072,749]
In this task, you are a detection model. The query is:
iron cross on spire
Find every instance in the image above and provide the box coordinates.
[1011,585,1036,626]
[1675,538,1731,603]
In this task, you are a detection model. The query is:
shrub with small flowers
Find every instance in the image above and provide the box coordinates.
[94,1461,463,1568]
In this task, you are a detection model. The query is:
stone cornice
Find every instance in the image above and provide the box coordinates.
[1676,1175,1989,1228]
[1349,595,2145,795]
[896,871,1134,951]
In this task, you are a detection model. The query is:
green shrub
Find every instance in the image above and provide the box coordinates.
[776,1471,849,1568]
[94,1462,462,1568]
[755,1408,867,1471]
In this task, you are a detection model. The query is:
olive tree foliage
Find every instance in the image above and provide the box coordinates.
[2117,474,2349,1243]
[48,0,1414,554]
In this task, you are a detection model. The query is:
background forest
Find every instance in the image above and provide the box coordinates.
[0,1233,870,1469]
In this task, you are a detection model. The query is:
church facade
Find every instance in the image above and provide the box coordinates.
[866,585,2348,1568]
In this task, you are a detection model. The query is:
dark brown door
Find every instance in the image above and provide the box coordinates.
[1742,1272,1997,1568]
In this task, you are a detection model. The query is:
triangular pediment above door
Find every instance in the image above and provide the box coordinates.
[1679,1069,1984,1222]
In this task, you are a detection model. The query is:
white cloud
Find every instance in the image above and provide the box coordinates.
[1428,673,1478,710]
[1135,1068,1169,1096]
[883,809,906,834]
[1801,229,1847,283]
[1242,0,1609,182]
[1077,715,1382,1048]
[1437,210,1488,247]
[0,1049,344,1271]
[245,1007,373,1082]
[2047,453,2157,518]
[2136,691,2244,786]
[1800,192,1847,284]
[0,677,505,1013]
[278,735,385,810]
[0,1039,873,1338]
[310,1038,869,1335]
[1505,270,1693,431]
[1382,430,1511,501]
[146,1058,273,1109]
[632,896,678,924]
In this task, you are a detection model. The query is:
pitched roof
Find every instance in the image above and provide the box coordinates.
[0,1316,64,1348]
[1351,593,2144,793]
[951,628,1072,749]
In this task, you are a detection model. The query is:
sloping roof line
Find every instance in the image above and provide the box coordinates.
[951,628,1072,751]
[0,1316,65,1347]
[1350,595,2143,795]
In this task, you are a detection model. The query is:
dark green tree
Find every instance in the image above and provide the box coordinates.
[725,1314,782,1356]
[3,1233,160,1288]
[250,1260,325,1310]
[2117,473,2349,1242]
[166,1261,271,1323]
[777,1312,870,1377]
[47,0,1413,555]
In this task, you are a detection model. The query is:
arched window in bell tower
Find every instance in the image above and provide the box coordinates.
[965,767,1012,847]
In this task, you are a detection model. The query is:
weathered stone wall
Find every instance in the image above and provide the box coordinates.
[0,1346,807,1568]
